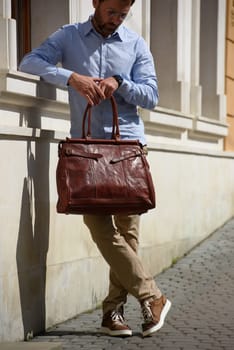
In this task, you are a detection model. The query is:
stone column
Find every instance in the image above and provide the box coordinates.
[69,0,80,23]
[217,0,227,122]
[0,0,17,71]
[177,0,193,114]
[150,0,195,114]
[150,0,181,111]
[69,0,93,23]
[200,0,226,121]
[141,0,151,45]
[190,0,202,116]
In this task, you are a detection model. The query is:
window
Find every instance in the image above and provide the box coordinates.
[12,0,31,65]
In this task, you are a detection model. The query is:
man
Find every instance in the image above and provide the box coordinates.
[19,0,171,338]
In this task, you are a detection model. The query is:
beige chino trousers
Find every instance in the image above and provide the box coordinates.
[83,214,162,315]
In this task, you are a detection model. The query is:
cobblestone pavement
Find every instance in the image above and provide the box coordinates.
[32,218,234,349]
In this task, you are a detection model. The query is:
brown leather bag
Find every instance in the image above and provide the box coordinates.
[56,96,155,215]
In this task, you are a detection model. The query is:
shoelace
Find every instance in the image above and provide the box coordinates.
[141,300,153,322]
[110,310,125,324]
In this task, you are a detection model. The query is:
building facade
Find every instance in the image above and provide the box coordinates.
[0,0,234,342]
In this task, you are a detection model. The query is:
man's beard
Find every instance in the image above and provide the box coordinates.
[92,15,118,37]
[99,23,117,35]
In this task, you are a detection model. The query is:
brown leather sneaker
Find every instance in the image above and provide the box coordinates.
[141,295,171,337]
[101,310,132,337]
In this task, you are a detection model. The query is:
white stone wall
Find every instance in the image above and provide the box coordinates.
[0,0,233,342]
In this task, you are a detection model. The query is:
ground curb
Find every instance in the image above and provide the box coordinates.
[0,343,62,350]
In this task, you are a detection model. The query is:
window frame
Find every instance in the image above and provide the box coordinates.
[12,0,31,64]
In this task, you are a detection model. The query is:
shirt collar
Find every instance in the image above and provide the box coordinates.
[83,16,124,41]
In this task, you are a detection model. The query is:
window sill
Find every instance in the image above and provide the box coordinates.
[140,106,228,151]
[0,70,69,113]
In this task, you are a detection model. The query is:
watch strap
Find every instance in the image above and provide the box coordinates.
[112,75,123,88]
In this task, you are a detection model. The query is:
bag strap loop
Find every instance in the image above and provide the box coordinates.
[82,96,120,140]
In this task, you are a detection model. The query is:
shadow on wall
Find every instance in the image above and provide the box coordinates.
[16,137,50,340]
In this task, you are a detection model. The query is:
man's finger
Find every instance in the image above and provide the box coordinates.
[93,84,105,100]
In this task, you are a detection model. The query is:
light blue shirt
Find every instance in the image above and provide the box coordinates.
[19,17,158,144]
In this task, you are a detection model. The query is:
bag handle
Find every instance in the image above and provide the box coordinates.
[82,96,120,140]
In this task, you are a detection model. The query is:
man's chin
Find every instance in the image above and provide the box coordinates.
[102,25,118,35]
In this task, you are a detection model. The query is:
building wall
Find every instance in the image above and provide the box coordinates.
[31,0,69,49]
[0,0,234,342]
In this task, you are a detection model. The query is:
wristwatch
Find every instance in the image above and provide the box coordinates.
[112,75,123,88]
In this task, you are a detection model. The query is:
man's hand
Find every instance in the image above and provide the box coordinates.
[99,77,119,99]
[68,72,105,105]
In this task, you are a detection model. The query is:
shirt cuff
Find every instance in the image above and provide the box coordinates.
[56,67,74,87]
[116,79,131,94]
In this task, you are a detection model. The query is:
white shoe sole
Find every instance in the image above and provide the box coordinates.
[142,299,172,337]
[100,326,132,337]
